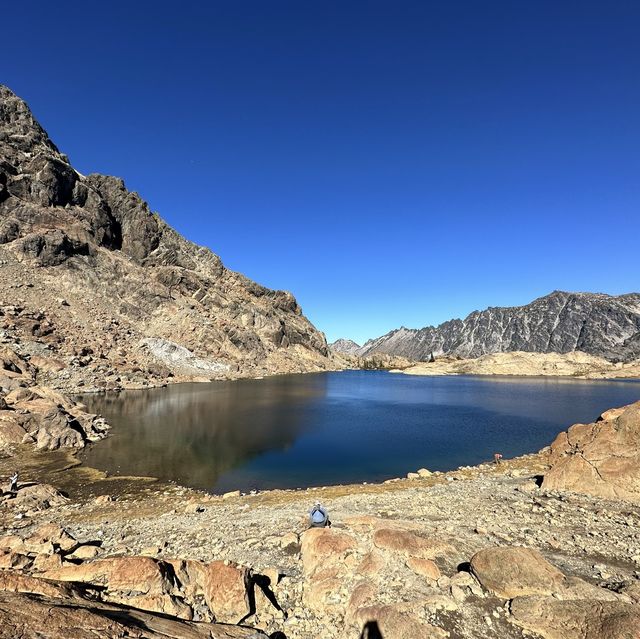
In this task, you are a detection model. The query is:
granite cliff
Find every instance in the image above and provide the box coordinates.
[0,86,332,391]
[353,291,640,362]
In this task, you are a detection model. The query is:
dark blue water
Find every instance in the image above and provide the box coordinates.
[81,371,640,493]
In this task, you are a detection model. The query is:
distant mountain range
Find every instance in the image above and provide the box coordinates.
[331,291,640,362]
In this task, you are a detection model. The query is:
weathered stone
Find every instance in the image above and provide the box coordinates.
[200,560,252,624]
[406,557,441,581]
[0,591,269,639]
[373,528,453,560]
[510,595,640,639]
[470,547,565,598]
[353,604,448,639]
[542,401,640,502]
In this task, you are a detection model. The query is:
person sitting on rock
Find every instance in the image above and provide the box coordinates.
[309,502,330,528]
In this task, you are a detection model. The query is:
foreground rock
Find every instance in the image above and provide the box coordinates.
[0,591,268,639]
[542,401,640,502]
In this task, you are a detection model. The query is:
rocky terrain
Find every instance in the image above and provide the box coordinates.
[329,339,361,355]
[351,291,640,363]
[1,402,640,638]
[396,351,640,380]
[0,85,338,393]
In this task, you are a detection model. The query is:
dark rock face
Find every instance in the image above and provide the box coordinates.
[0,85,330,380]
[357,291,640,362]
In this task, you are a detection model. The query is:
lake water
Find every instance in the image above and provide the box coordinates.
[81,371,640,494]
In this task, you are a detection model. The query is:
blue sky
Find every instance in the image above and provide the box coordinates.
[3,1,639,344]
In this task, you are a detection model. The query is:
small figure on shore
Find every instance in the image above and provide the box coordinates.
[8,471,18,493]
[309,502,330,528]
[493,453,503,465]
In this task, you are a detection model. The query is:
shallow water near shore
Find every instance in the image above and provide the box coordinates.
[81,371,640,494]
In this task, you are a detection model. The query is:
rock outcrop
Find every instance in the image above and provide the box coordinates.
[0,85,333,392]
[542,401,640,502]
[355,291,640,362]
[0,346,109,452]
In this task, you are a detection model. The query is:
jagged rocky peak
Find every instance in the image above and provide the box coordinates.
[358,291,640,363]
[329,338,361,354]
[0,85,330,385]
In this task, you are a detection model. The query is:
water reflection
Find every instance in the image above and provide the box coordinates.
[81,371,640,493]
[82,374,328,492]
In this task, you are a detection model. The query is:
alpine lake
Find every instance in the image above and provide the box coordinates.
[81,370,640,494]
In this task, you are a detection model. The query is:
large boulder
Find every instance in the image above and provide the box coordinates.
[542,401,640,502]
[470,546,623,603]
[510,595,640,639]
[0,591,268,639]
[470,547,565,598]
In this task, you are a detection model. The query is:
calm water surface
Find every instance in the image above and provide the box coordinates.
[81,371,640,494]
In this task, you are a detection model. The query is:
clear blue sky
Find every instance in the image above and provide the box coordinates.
[4,1,639,344]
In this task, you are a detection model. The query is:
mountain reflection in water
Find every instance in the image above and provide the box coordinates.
[82,374,327,493]
[81,371,640,493]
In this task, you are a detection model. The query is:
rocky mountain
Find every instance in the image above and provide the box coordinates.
[356,291,640,362]
[328,338,361,355]
[0,85,333,391]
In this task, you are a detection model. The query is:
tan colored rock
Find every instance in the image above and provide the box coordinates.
[510,595,640,639]
[0,591,269,639]
[353,604,448,639]
[542,401,640,502]
[28,523,78,553]
[66,544,101,560]
[301,527,358,576]
[406,557,441,581]
[356,551,387,577]
[0,551,33,570]
[301,527,358,613]
[42,556,175,596]
[200,560,252,624]
[470,547,565,598]
[373,528,453,560]
[8,483,68,512]
[0,571,78,599]
[0,411,26,447]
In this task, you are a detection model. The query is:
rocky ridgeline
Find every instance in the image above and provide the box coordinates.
[0,402,639,637]
[346,291,640,362]
[0,85,335,392]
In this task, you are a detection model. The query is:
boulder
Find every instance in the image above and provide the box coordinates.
[406,557,441,581]
[200,560,252,624]
[353,604,448,639]
[7,483,68,512]
[0,591,269,639]
[470,547,565,598]
[42,556,175,596]
[510,595,640,639]
[542,401,640,502]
